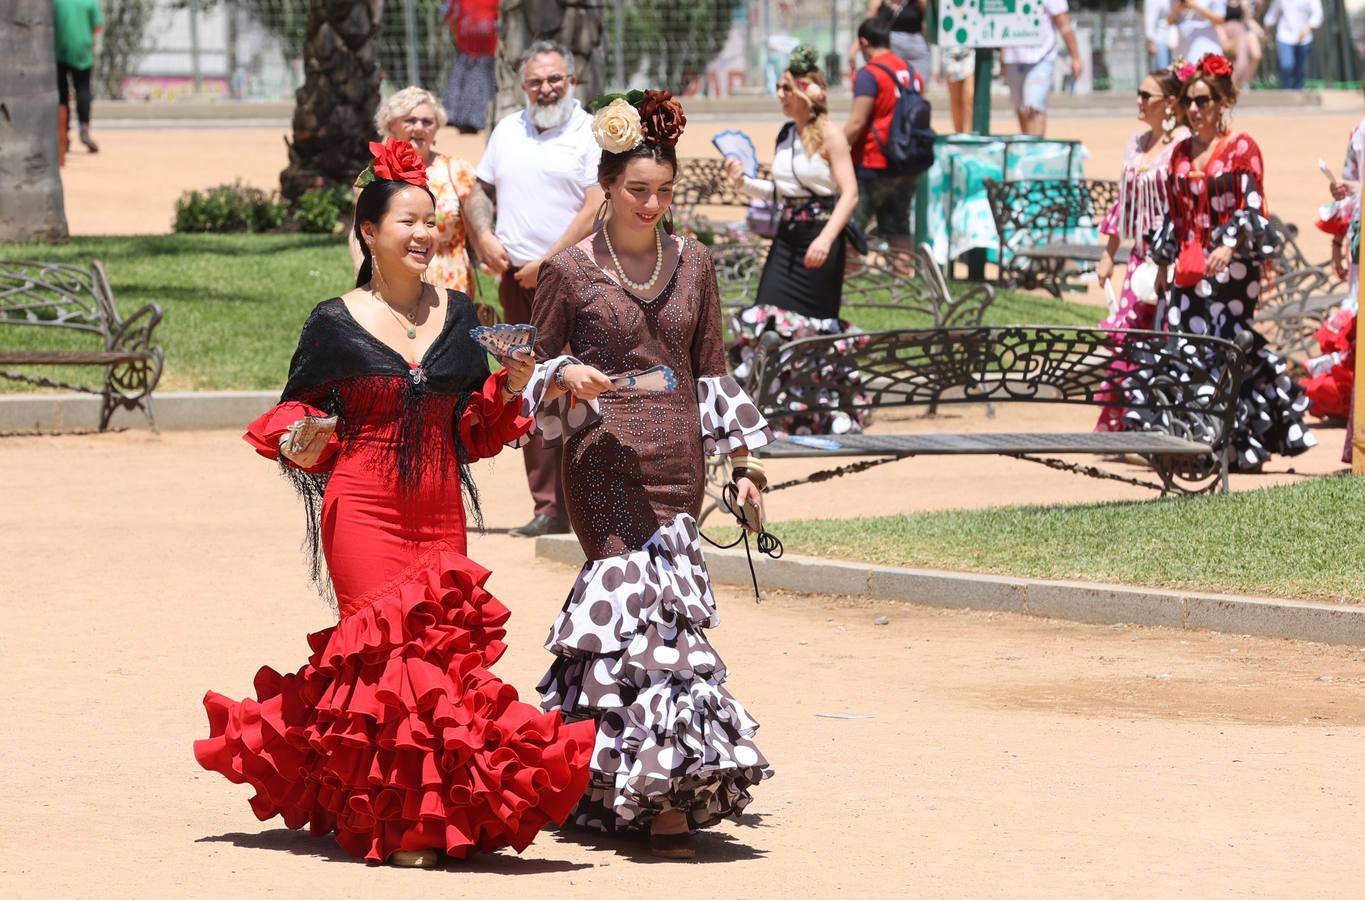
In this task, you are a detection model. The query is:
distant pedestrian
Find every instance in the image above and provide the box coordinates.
[847,0,931,84]
[442,0,498,132]
[1145,0,1176,68]
[463,39,603,538]
[1167,0,1227,64]
[844,18,920,254]
[941,46,975,134]
[53,0,104,153]
[1264,0,1322,90]
[1001,0,1084,136]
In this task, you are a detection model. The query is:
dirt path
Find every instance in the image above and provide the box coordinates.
[2,429,1363,897]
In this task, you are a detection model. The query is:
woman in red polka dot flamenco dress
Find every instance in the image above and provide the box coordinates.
[1125,55,1316,469]
[193,139,595,867]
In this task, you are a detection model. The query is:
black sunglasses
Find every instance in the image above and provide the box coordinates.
[1136,90,1165,101]
[1183,94,1216,108]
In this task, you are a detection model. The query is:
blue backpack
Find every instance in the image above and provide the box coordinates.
[868,61,936,176]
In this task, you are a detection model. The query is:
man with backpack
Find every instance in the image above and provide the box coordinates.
[844,18,935,254]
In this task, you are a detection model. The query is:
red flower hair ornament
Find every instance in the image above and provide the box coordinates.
[354,138,428,190]
[1199,54,1233,79]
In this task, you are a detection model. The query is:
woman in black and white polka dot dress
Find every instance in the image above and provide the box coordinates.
[1126,57,1315,470]
[516,92,774,859]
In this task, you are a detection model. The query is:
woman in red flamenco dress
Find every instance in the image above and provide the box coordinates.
[193,140,595,867]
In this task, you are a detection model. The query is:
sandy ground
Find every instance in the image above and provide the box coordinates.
[3,428,1365,898]
[61,105,1365,278]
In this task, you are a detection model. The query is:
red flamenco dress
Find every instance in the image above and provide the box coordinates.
[193,293,595,864]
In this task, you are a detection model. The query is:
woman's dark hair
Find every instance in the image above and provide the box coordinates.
[597,142,680,233]
[352,178,436,287]
[1180,69,1238,110]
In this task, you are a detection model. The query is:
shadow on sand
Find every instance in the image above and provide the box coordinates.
[545,813,771,864]
[197,829,592,873]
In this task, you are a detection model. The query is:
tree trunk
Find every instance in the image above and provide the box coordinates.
[279,0,384,202]
[494,0,605,127]
[0,0,70,243]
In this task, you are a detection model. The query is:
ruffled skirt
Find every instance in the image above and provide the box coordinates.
[537,514,770,832]
[194,547,596,863]
[727,303,871,436]
[1124,262,1317,470]
[1094,252,1158,432]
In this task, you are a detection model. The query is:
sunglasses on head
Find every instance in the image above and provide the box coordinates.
[1184,94,1216,108]
[1136,89,1165,102]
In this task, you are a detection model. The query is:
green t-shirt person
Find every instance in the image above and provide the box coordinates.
[53,0,104,71]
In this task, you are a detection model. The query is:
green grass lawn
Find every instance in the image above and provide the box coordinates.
[0,234,1102,391]
[777,476,1365,603]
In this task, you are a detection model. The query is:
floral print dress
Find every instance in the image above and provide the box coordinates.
[424,155,478,294]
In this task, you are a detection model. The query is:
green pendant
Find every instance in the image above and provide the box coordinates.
[407,328,417,339]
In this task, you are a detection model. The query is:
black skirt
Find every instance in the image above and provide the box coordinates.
[754,198,847,320]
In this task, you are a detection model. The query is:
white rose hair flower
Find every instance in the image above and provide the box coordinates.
[591,99,644,153]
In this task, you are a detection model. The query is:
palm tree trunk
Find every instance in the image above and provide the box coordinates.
[0,0,70,242]
[280,0,385,202]
[495,0,605,126]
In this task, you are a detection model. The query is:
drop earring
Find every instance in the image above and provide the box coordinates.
[594,192,611,228]
[1162,107,1177,135]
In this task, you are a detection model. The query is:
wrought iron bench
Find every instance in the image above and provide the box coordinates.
[0,259,164,430]
[983,178,1129,298]
[700,325,1245,522]
[673,157,772,244]
[1255,264,1349,364]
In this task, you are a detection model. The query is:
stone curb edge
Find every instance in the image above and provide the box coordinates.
[534,534,1365,646]
[0,390,278,432]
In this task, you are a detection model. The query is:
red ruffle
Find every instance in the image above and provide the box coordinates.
[242,401,340,473]
[459,370,533,461]
[194,550,595,863]
[1303,312,1356,420]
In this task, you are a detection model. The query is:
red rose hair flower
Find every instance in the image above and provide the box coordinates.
[1200,54,1233,78]
[366,138,428,189]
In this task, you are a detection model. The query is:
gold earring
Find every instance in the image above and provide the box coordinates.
[594,194,611,227]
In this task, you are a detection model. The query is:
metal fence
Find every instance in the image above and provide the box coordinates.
[95,0,1364,104]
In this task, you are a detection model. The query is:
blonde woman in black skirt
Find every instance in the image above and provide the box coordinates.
[724,45,864,435]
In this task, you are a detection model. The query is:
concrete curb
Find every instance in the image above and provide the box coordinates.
[0,390,277,432]
[534,534,1365,646]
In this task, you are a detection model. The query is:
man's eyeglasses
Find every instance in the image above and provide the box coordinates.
[402,116,437,129]
[1183,94,1216,108]
[1136,90,1164,102]
[523,74,569,91]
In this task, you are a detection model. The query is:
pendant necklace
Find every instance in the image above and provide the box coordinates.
[603,223,663,294]
[373,285,420,339]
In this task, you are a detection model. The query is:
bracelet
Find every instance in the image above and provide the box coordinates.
[732,468,768,491]
[732,455,765,471]
[554,366,569,389]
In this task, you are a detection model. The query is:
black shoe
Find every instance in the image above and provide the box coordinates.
[509,515,571,538]
[79,127,99,153]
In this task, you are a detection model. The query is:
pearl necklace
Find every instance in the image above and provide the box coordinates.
[603,223,663,294]
[372,285,421,339]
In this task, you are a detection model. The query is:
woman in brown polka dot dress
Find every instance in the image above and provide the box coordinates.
[517,90,774,859]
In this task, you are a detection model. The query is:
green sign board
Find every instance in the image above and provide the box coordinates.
[938,0,1047,49]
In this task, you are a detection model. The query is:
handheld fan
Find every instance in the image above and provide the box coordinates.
[469,323,537,358]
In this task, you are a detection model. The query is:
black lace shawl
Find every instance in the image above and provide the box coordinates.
[277,291,491,603]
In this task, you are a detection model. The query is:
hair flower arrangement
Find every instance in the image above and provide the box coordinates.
[1175,60,1198,83]
[590,89,687,151]
[354,137,428,190]
[1199,54,1233,78]
[787,44,821,77]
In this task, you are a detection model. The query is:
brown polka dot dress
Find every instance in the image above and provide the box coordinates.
[521,235,775,832]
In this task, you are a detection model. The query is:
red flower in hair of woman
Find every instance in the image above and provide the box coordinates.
[367,138,428,188]
[1200,54,1233,78]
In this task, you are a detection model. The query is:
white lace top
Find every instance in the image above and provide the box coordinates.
[741,124,837,201]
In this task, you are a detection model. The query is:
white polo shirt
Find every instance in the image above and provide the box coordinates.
[475,101,602,266]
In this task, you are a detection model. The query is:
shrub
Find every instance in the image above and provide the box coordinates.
[293,183,355,235]
[173,182,286,233]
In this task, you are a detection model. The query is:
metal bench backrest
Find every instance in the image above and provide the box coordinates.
[983,178,1117,255]
[0,259,118,342]
[748,325,1244,440]
[674,157,773,230]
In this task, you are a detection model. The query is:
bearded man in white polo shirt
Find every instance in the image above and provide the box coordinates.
[465,39,603,538]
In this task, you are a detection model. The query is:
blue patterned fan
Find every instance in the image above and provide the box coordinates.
[611,364,678,392]
[469,324,537,358]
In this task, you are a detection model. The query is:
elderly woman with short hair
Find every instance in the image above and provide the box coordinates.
[349,86,479,294]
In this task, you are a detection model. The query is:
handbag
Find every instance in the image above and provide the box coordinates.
[746,197,782,239]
